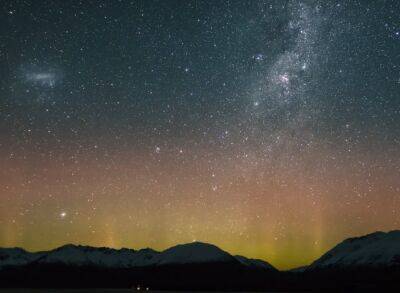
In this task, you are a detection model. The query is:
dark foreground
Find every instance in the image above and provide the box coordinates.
[0,291,227,293]
[0,290,279,293]
[3,291,148,293]
[1,291,239,293]
[1,264,400,291]
[0,289,276,293]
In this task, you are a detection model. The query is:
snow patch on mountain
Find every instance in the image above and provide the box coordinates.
[309,230,400,269]
[37,244,160,268]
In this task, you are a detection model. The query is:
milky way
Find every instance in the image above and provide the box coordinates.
[0,0,399,269]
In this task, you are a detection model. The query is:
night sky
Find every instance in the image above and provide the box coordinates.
[0,0,399,269]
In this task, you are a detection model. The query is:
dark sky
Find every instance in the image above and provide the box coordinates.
[0,0,399,269]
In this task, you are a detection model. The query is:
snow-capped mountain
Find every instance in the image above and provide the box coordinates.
[35,244,159,268]
[309,230,400,269]
[0,241,276,271]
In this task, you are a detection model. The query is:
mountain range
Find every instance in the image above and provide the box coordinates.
[0,241,276,271]
[1,230,399,291]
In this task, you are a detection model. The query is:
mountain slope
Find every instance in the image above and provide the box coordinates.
[0,248,43,269]
[309,230,400,269]
[157,242,235,265]
[0,241,276,271]
[234,255,277,271]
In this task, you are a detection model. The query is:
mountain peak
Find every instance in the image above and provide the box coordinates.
[158,241,235,265]
[309,230,400,269]
[168,241,221,250]
[345,231,386,243]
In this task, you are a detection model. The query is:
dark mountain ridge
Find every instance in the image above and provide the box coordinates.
[1,231,400,291]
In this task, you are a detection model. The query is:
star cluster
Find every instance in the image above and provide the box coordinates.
[0,0,399,269]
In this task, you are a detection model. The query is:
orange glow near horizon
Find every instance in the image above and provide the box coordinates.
[1,144,398,270]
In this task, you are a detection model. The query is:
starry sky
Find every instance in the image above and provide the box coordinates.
[0,0,399,270]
